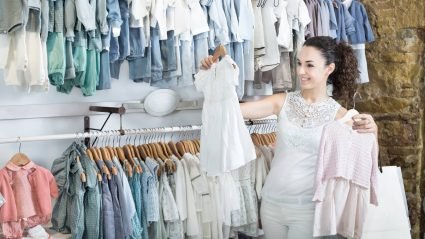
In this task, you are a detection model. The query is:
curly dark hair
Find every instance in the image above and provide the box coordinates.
[303,36,359,107]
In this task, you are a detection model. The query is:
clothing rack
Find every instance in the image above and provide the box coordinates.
[0,119,276,144]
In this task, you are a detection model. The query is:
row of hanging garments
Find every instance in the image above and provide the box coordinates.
[48,126,277,239]
[302,0,375,84]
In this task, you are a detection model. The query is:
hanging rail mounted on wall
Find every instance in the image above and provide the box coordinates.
[85,105,126,147]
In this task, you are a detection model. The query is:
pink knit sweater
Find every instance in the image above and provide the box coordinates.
[313,121,379,206]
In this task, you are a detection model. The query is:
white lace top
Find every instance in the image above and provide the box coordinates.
[262,91,341,201]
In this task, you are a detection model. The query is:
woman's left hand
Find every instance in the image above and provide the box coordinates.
[352,114,378,135]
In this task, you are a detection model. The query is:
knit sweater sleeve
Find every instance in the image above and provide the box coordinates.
[369,137,379,206]
[313,126,329,202]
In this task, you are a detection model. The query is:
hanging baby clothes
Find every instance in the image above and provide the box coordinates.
[0,161,59,239]
[195,55,256,176]
[313,118,379,238]
[345,0,375,83]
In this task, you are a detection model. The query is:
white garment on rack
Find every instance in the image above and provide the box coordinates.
[351,44,369,83]
[255,7,280,72]
[275,1,292,49]
[252,1,265,56]
[195,55,256,176]
[180,155,199,236]
[187,0,209,36]
[174,0,190,36]
[4,27,28,86]
[171,155,188,221]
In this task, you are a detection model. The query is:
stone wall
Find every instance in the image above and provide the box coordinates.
[356,0,425,238]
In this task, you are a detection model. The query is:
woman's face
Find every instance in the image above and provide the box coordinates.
[296,46,335,91]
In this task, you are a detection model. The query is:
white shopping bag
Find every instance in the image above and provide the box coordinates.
[362,166,411,239]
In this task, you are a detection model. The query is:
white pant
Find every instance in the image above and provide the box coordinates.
[260,199,315,239]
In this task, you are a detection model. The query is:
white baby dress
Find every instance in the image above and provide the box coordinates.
[195,55,256,176]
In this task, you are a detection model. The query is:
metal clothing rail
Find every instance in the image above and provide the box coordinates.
[0,119,276,145]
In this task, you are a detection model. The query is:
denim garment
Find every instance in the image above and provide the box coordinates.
[160,42,181,86]
[127,165,143,223]
[67,153,86,239]
[222,0,239,42]
[97,0,108,34]
[77,145,101,239]
[150,26,163,83]
[87,29,102,51]
[118,0,130,60]
[47,32,66,86]
[98,29,112,90]
[80,48,99,96]
[52,0,64,32]
[232,41,245,99]
[243,40,254,82]
[129,46,151,82]
[64,40,76,80]
[334,0,355,43]
[128,27,146,60]
[48,0,54,32]
[110,59,123,79]
[58,27,87,92]
[193,32,209,74]
[234,0,254,41]
[323,0,338,39]
[51,143,76,232]
[75,0,97,32]
[128,163,148,239]
[347,1,375,44]
[97,50,112,90]
[100,173,116,239]
[105,162,125,239]
[125,162,144,239]
[101,27,111,50]
[64,0,76,40]
[40,0,49,41]
[178,40,194,87]
[112,158,136,237]
[153,31,179,88]
[140,160,159,223]
[160,30,177,72]
[207,0,229,45]
[109,36,120,63]
[106,0,122,30]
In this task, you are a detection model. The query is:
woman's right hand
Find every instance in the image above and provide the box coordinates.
[201,55,217,70]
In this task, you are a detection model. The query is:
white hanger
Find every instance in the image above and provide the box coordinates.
[338,91,361,124]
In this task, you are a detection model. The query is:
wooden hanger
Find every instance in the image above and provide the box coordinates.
[149,143,160,160]
[76,156,87,183]
[10,152,31,166]
[168,141,182,158]
[251,134,260,146]
[142,144,152,158]
[212,45,226,62]
[87,149,102,182]
[106,146,116,158]
[86,149,94,161]
[261,134,271,146]
[10,140,31,166]
[137,145,148,161]
[90,148,111,179]
[100,147,111,161]
[130,144,143,173]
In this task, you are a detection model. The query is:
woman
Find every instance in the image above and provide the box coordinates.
[201,36,378,239]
